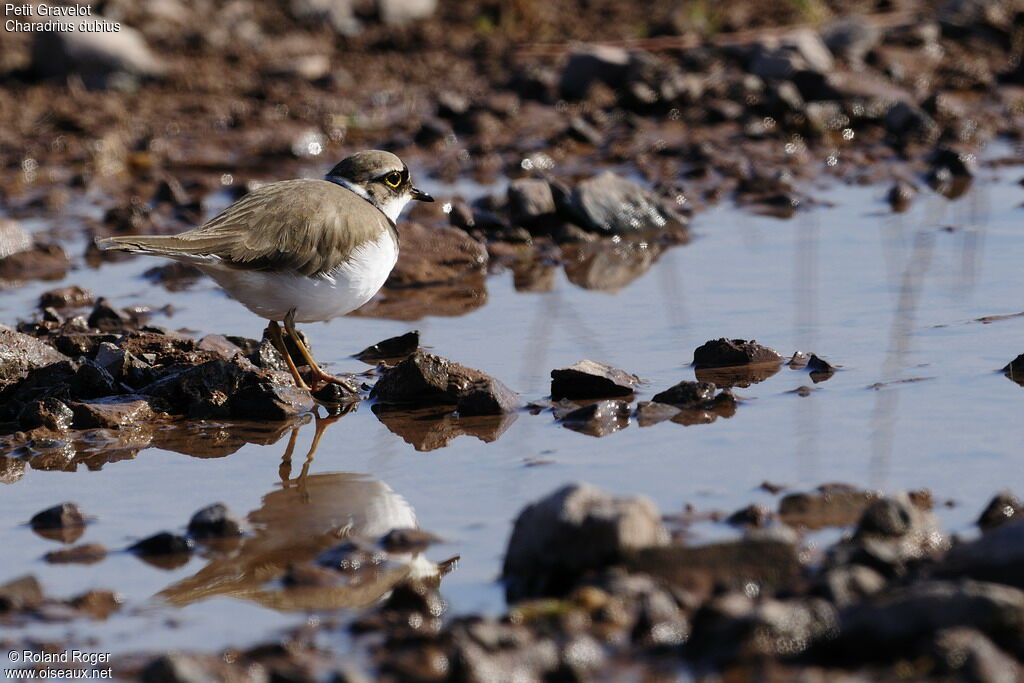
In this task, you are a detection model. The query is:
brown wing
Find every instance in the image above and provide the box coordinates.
[99,180,394,278]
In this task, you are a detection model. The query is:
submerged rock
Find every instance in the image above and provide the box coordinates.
[44,543,107,565]
[370,350,519,415]
[693,338,782,369]
[550,359,640,400]
[503,482,668,602]
[651,380,717,408]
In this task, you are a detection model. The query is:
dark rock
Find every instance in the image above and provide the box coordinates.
[69,396,155,429]
[885,101,939,144]
[806,354,836,380]
[634,401,681,426]
[383,581,445,616]
[978,491,1023,532]
[727,504,771,528]
[87,297,138,332]
[831,580,1024,661]
[44,543,107,564]
[0,575,44,612]
[507,179,557,226]
[778,484,878,529]
[628,538,802,600]
[381,527,441,553]
[370,350,519,415]
[388,223,487,287]
[558,399,631,437]
[139,653,236,683]
[18,398,74,431]
[931,146,979,178]
[550,359,640,400]
[30,502,86,531]
[187,503,245,539]
[560,45,631,99]
[31,13,166,86]
[651,380,716,408]
[1003,354,1024,383]
[503,483,667,601]
[0,325,69,387]
[567,172,686,235]
[0,243,69,281]
[39,286,94,309]
[940,518,1024,588]
[354,331,419,363]
[693,338,782,369]
[129,532,194,557]
[887,180,917,212]
[69,360,119,399]
[690,593,838,664]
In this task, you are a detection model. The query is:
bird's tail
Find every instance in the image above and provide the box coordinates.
[95,235,220,265]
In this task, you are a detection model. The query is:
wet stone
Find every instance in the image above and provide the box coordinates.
[978,491,1023,532]
[507,179,557,227]
[807,354,836,382]
[383,581,445,616]
[18,398,74,431]
[778,484,878,529]
[0,325,69,387]
[567,171,686,236]
[550,359,640,400]
[693,338,783,369]
[727,504,772,528]
[39,285,94,309]
[354,331,420,363]
[43,543,108,565]
[503,482,668,602]
[370,350,519,415]
[69,396,155,429]
[30,502,86,532]
[651,380,717,408]
[129,532,194,557]
[87,297,138,332]
[187,503,245,539]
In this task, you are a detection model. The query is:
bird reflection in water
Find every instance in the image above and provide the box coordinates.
[159,408,453,611]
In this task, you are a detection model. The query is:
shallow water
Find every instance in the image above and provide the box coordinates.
[2,149,1024,658]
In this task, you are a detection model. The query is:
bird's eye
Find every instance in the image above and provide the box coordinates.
[385,172,402,188]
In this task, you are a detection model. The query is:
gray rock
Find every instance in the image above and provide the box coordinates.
[503,483,668,601]
[31,11,165,86]
[378,0,437,25]
[568,172,683,235]
[507,179,556,225]
[821,16,881,67]
[550,359,640,400]
[559,45,631,99]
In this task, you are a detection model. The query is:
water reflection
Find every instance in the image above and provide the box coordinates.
[351,273,488,321]
[372,404,517,452]
[562,239,663,293]
[159,415,444,611]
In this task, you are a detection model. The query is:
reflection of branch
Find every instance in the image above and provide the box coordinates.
[870,230,934,488]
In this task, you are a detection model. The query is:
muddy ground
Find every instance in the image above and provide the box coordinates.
[2,0,1024,679]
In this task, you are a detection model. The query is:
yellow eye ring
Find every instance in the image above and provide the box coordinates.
[385,172,402,188]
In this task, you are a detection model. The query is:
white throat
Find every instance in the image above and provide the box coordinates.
[326,176,411,224]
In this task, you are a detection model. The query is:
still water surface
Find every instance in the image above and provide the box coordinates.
[1,153,1023,655]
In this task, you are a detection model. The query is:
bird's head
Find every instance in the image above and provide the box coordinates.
[326,150,433,222]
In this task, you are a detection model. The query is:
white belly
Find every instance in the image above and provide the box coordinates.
[200,232,398,323]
